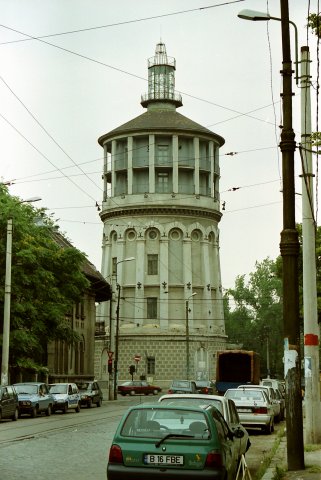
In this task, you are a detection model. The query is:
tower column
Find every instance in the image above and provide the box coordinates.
[201,238,212,330]
[135,236,145,324]
[172,135,179,193]
[183,236,194,329]
[149,134,155,193]
[103,144,108,201]
[159,236,169,329]
[193,137,200,195]
[209,141,215,198]
[128,136,133,195]
[111,140,116,197]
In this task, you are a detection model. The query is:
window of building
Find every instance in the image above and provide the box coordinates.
[157,171,169,192]
[147,297,157,319]
[147,357,155,375]
[147,254,158,275]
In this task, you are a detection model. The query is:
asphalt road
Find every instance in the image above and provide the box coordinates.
[0,395,283,480]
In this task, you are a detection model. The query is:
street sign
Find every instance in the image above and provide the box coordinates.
[108,351,114,359]
[134,355,141,362]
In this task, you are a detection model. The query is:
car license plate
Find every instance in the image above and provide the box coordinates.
[144,454,183,465]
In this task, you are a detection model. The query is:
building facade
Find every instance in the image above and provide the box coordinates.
[95,43,227,389]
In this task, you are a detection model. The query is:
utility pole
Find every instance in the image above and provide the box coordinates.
[279,0,304,469]
[108,273,116,401]
[300,45,321,443]
[1,219,13,386]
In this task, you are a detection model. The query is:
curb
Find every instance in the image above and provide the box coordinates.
[260,429,287,480]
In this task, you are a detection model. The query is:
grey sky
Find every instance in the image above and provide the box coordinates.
[0,0,318,288]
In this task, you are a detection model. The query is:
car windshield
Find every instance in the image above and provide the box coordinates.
[160,397,223,415]
[49,384,68,394]
[195,381,209,386]
[77,383,90,391]
[172,381,190,388]
[121,408,210,439]
[14,384,38,394]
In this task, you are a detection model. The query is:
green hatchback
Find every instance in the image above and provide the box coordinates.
[107,403,245,479]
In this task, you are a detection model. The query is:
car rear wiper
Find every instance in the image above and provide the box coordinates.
[155,434,194,448]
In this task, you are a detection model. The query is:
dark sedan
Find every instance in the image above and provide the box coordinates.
[117,381,162,396]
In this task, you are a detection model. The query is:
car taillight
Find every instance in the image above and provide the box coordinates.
[204,387,209,394]
[168,389,173,394]
[205,451,223,467]
[253,406,267,414]
[109,445,123,464]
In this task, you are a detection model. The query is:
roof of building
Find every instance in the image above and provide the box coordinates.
[52,230,111,303]
[98,109,225,146]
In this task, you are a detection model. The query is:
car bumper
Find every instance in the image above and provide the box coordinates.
[107,464,226,479]
[238,413,273,427]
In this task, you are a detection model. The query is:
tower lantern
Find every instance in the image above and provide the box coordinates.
[141,42,183,108]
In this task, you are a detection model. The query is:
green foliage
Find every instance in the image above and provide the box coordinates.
[0,186,90,371]
[224,258,283,377]
[308,13,321,38]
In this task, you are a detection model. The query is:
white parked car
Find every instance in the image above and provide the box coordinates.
[224,387,275,434]
[237,384,281,422]
[49,383,81,413]
[158,393,251,458]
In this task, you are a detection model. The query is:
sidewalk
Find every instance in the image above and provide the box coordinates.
[261,427,321,480]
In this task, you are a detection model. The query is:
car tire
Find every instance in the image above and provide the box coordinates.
[87,399,93,408]
[45,404,52,416]
[263,418,274,434]
[62,403,68,414]
[31,406,38,418]
[129,390,135,396]
[153,389,159,395]
[96,398,102,407]
[12,408,19,421]
[75,403,80,413]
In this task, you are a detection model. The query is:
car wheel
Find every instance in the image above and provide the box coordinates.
[96,398,102,407]
[62,403,68,414]
[31,406,38,418]
[12,408,19,421]
[75,403,80,413]
[153,389,159,395]
[45,404,52,416]
[129,390,135,396]
[87,399,93,408]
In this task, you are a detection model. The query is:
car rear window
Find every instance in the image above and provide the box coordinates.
[160,397,224,415]
[121,408,210,439]
[172,381,190,388]
[226,390,264,401]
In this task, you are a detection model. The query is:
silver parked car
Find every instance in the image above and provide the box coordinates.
[158,393,251,459]
[224,387,275,434]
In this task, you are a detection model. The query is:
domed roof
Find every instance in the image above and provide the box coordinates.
[98,109,225,146]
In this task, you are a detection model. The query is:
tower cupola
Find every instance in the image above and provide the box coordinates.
[141,42,183,109]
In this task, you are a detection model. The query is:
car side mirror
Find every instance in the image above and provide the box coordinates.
[233,427,245,439]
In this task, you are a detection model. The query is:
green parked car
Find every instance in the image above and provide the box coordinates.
[107,403,245,479]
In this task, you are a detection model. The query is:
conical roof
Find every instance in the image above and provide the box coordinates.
[98,109,225,146]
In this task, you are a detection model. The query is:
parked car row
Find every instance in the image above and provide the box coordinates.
[0,381,103,421]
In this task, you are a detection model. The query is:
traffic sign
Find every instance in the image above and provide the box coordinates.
[108,351,114,359]
[134,355,141,362]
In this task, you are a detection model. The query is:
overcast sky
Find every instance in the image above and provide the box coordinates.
[0,0,319,288]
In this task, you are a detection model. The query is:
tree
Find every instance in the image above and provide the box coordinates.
[224,258,283,378]
[0,185,90,374]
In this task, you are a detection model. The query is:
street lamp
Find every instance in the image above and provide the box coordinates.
[1,196,41,386]
[237,9,298,84]
[185,292,196,379]
[109,256,135,401]
[238,3,304,468]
